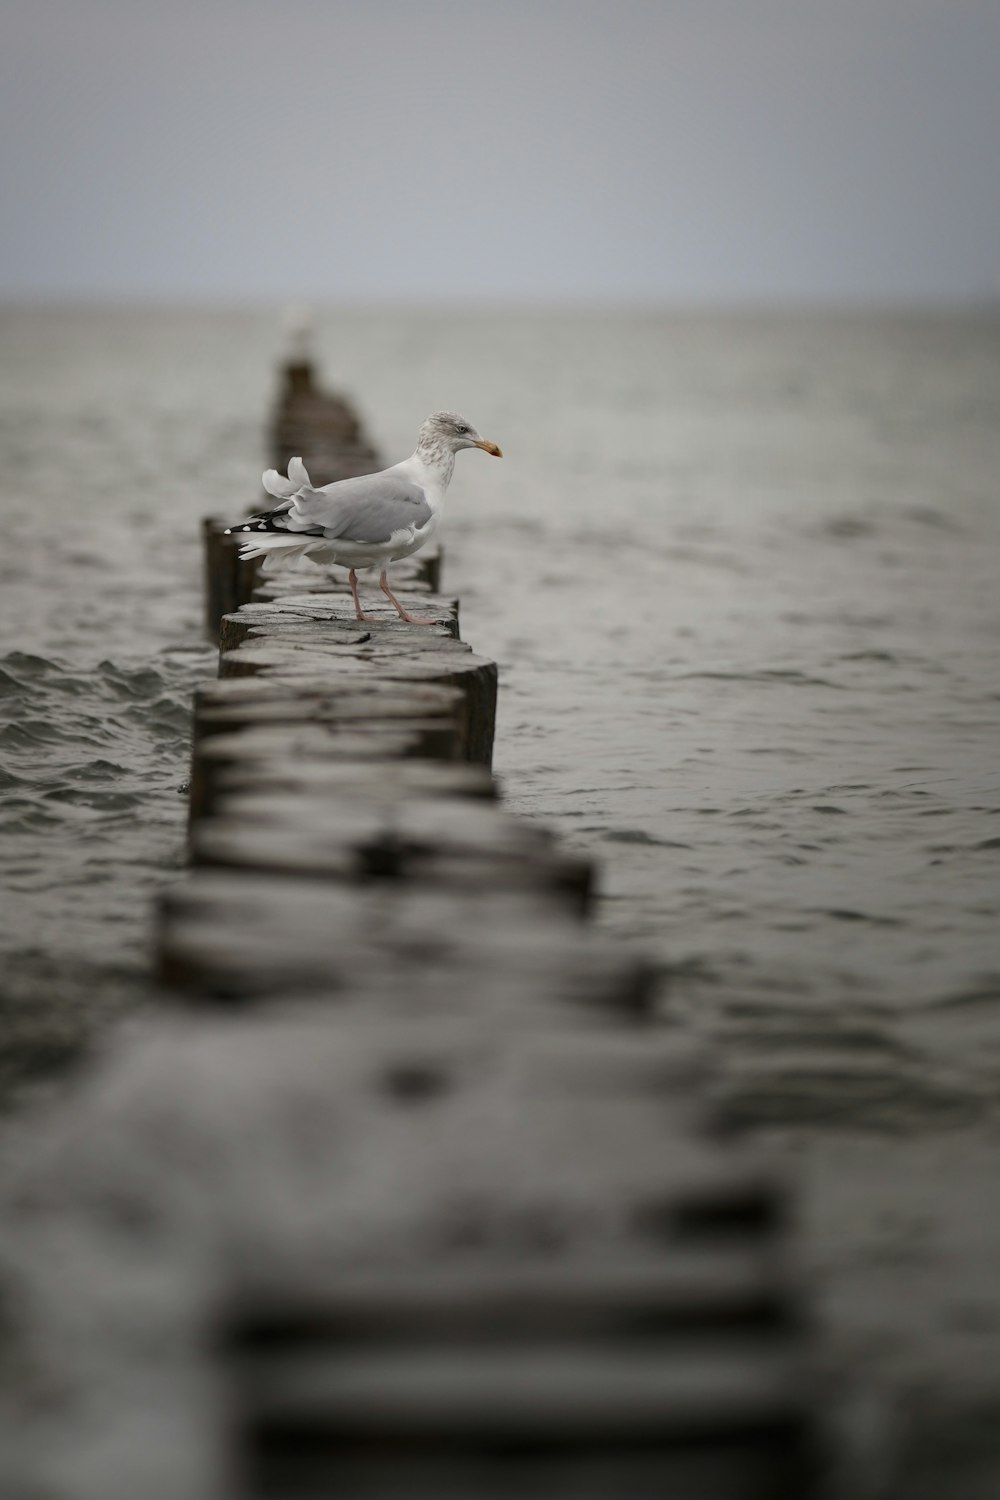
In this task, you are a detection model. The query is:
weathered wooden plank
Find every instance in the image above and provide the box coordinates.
[229,595,461,633]
[225,619,483,664]
[200,790,555,851]
[213,626,498,766]
[156,911,652,1017]
[209,660,497,774]
[217,640,457,683]
[212,758,497,804]
[224,599,462,653]
[224,601,468,648]
[191,791,590,910]
[267,357,380,486]
[0,1005,811,1500]
[217,612,468,658]
[217,617,374,655]
[191,807,593,912]
[228,1250,791,1344]
[189,718,464,824]
[157,872,656,1015]
[236,1344,806,1441]
[244,1447,807,1500]
[203,1016,808,1495]
[217,616,370,656]
[202,517,264,645]
[250,582,458,636]
[193,679,465,744]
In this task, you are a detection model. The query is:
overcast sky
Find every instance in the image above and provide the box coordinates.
[2,0,999,306]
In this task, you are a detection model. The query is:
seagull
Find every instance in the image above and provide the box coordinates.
[225,411,502,625]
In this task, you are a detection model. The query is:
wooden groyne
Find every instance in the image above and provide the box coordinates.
[0,378,820,1498]
[158,555,818,1493]
[268,351,379,485]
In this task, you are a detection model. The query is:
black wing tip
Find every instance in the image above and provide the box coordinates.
[225,518,282,535]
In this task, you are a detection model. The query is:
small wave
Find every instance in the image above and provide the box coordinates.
[0,667,28,697]
[0,651,65,682]
[67,758,129,780]
[676,668,843,690]
[0,720,107,751]
[746,746,815,760]
[0,768,32,791]
[820,909,905,928]
[601,828,693,848]
[40,787,143,812]
[135,695,191,733]
[904,505,962,532]
[0,806,63,831]
[96,660,169,699]
[839,649,900,664]
[0,654,171,715]
[717,1058,986,1131]
[822,514,878,539]
[925,979,1000,1011]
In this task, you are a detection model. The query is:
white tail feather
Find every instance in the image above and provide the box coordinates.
[237,534,317,566]
[262,456,311,499]
[261,469,295,499]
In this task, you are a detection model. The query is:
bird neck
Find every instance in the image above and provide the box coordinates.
[411,439,456,491]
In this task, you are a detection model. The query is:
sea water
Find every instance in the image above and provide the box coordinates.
[1,305,999,1493]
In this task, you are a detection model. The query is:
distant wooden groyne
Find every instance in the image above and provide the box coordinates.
[0,365,820,1498]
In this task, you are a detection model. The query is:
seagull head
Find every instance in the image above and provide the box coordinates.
[420,411,502,459]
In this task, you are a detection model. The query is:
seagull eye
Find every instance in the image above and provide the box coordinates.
[455,424,468,434]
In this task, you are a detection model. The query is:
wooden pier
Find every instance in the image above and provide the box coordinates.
[0,380,821,1499]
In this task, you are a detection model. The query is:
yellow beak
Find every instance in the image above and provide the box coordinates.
[474,439,503,458]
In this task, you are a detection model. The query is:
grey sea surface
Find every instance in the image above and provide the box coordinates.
[1,305,1000,1492]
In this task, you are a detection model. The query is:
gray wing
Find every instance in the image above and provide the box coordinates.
[288,471,432,544]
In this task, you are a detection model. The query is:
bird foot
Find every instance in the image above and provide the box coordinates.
[394,610,444,626]
[377,574,444,625]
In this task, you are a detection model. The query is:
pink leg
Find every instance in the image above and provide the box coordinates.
[348,569,369,621]
[379,571,441,625]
